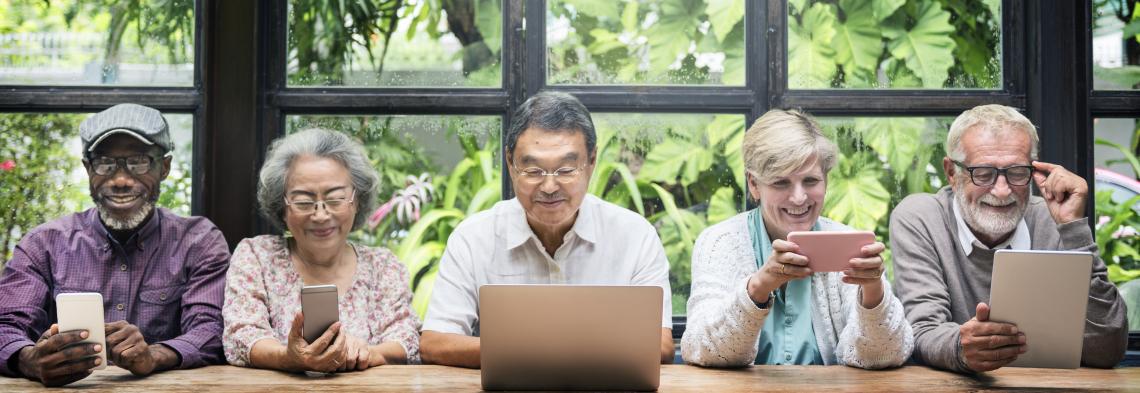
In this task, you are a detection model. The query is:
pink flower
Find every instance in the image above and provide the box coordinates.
[0,160,14,171]
[368,199,395,230]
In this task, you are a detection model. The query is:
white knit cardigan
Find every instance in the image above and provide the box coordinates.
[680,211,914,368]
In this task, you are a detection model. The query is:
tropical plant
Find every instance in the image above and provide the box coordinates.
[1095,123,1140,285]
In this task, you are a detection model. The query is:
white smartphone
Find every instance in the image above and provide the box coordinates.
[54,293,107,370]
[301,285,339,344]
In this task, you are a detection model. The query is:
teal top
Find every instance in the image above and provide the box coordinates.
[747,208,824,365]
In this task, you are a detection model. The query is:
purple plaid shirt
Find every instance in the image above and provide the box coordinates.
[0,208,230,376]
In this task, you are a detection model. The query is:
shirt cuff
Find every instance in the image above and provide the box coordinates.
[736,277,772,320]
[0,339,35,377]
[156,338,197,369]
[1057,217,1094,249]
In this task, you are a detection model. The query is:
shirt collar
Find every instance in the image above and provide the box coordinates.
[506,195,597,250]
[951,198,1030,255]
[90,207,163,251]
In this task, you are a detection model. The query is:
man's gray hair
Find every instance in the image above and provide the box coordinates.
[505,92,596,162]
[257,128,379,232]
[946,104,1039,161]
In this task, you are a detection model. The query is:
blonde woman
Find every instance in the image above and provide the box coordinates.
[680,109,912,368]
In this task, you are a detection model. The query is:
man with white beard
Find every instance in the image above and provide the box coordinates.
[889,104,1127,374]
[0,104,230,386]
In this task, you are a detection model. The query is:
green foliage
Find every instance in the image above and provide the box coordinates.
[0,114,85,262]
[791,0,1000,88]
[1094,124,1140,285]
[549,0,745,84]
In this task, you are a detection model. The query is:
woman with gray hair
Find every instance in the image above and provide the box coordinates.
[680,109,912,368]
[222,128,420,373]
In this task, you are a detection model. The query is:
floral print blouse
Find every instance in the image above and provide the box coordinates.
[222,235,421,366]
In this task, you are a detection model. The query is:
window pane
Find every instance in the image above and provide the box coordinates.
[1092,117,1140,331]
[547,0,745,85]
[286,1,502,87]
[1092,3,1140,90]
[787,1,1001,89]
[0,1,194,86]
[590,113,748,315]
[813,117,950,280]
[286,115,501,317]
[0,113,193,264]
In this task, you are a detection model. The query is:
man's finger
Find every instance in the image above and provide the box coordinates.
[40,354,100,380]
[966,320,1018,337]
[975,302,990,322]
[40,330,88,354]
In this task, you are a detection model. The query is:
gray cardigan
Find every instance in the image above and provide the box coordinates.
[680,212,914,368]
[889,187,1128,373]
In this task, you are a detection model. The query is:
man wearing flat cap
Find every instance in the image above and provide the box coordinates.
[0,104,230,386]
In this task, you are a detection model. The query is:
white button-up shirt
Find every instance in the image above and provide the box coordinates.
[422,194,673,336]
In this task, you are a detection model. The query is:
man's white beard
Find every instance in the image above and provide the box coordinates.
[97,201,155,231]
[955,180,1028,241]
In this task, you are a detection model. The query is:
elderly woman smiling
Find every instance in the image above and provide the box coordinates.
[680,109,913,368]
[223,128,420,373]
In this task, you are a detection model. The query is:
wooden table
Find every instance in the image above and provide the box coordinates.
[3,364,1138,392]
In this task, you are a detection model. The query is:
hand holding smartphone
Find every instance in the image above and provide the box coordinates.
[301,285,340,344]
[54,293,107,370]
[786,231,876,273]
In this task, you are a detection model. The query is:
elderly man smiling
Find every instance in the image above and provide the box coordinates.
[0,104,230,386]
[419,92,674,368]
[890,104,1128,374]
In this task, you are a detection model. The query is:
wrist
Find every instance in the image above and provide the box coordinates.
[14,346,36,380]
[746,275,774,304]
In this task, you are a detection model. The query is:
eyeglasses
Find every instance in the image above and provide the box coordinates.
[284,190,355,215]
[87,155,160,176]
[513,164,585,185]
[952,160,1034,187]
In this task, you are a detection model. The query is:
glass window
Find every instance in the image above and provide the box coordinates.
[286,115,501,316]
[787,0,1001,89]
[1092,1,1140,90]
[286,0,502,87]
[0,0,194,86]
[1092,117,1140,331]
[813,116,951,277]
[547,0,746,85]
[0,113,193,263]
[589,113,747,314]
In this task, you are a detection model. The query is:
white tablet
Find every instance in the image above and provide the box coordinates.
[989,250,1093,369]
[55,292,107,370]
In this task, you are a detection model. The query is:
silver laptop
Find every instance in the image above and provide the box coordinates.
[989,249,1093,369]
[479,285,663,391]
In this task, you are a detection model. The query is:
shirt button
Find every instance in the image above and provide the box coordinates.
[159,293,167,301]
[785,318,792,326]
[785,353,792,362]
[116,304,124,311]
[120,264,127,271]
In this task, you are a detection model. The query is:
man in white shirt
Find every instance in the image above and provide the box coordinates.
[419,92,674,368]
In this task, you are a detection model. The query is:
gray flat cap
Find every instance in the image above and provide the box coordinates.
[80,103,173,154]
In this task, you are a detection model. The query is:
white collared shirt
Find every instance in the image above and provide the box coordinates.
[422,194,673,336]
[952,198,1031,254]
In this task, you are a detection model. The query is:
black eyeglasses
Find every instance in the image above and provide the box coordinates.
[952,160,1034,187]
[87,155,160,176]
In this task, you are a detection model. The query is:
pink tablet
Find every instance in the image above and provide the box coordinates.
[786,231,876,273]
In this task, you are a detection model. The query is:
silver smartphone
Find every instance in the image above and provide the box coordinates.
[301,285,339,344]
[55,293,107,370]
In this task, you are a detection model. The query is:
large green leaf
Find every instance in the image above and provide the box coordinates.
[411,265,439,318]
[854,117,927,181]
[475,0,501,53]
[649,184,695,246]
[707,186,739,223]
[640,137,715,186]
[395,208,465,260]
[883,0,956,88]
[706,0,744,44]
[707,114,745,147]
[725,129,746,190]
[789,2,838,88]
[562,0,620,20]
[589,161,645,215]
[872,0,905,22]
[823,153,890,231]
[834,0,883,84]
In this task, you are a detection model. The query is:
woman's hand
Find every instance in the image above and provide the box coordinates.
[747,239,812,304]
[338,335,373,372]
[843,242,886,308]
[282,312,347,373]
